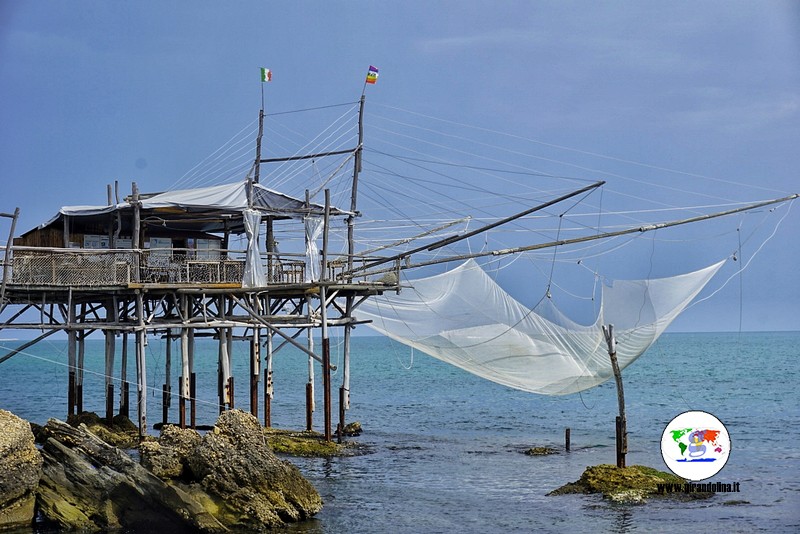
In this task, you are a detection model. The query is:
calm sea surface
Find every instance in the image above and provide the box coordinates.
[1,332,798,532]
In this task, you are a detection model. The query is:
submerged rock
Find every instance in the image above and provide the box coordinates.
[525,446,558,456]
[548,464,706,502]
[265,428,344,457]
[0,409,42,530]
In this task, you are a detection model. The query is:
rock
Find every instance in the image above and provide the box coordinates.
[187,410,323,529]
[341,421,362,436]
[140,425,201,480]
[66,411,140,449]
[36,418,226,533]
[34,411,323,532]
[0,410,42,530]
[547,464,707,502]
[265,428,344,457]
[525,446,558,456]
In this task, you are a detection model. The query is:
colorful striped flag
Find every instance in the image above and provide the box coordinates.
[365,65,379,84]
[260,68,272,82]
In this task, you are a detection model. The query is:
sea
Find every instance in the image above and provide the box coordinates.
[0,331,798,533]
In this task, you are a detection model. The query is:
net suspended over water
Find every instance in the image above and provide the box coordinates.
[356,259,724,395]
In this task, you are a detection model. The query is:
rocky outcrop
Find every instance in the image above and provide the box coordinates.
[140,424,201,479]
[186,410,323,529]
[0,410,42,530]
[34,410,322,532]
[36,418,226,532]
[65,411,140,449]
[547,464,710,503]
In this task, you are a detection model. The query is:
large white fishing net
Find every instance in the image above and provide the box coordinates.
[356,259,724,395]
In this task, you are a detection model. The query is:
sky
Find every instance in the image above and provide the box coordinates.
[1,1,798,332]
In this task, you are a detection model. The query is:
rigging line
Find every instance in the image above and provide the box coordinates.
[688,200,793,310]
[169,119,258,191]
[364,158,562,230]
[265,104,358,184]
[264,100,359,117]
[364,147,593,183]
[364,161,554,204]
[371,117,758,210]
[309,152,356,199]
[545,215,563,299]
[182,156,255,190]
[371,103,786,196]
[370,117,607,189]
[368,125,563,196]
[737,225,744,340]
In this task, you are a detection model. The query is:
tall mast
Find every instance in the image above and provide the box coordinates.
[254,109,264,185]
[347,94,365,273]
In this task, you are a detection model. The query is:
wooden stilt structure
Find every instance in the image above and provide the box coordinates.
[603,324,627,468]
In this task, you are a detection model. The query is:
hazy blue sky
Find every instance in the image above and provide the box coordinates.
[1,1,797,331]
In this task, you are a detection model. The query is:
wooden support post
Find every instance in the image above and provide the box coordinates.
[178,375,186,429]
[227,326,234,409]
[122,381,130,418]
[180,297,190,429]
[77,330,85,414]
[337,386,346,443]
[603,324,627,468]
[305,383,313,431]
[217,326,226,414]
[163,328,171,426]
[305,303,315,431]
[188,328,195,428]
[104,301,116,426]
[162,385,169,427]
[320,189,332,442]
[120,332,128,415]
[135,292,147,438]
[565,428,571,452]
[264,330,273,428]
[67,300,77,417]
[190,373,197,430]
[250,324,260,418]
[106,384,114,426]
[339,297,354,443]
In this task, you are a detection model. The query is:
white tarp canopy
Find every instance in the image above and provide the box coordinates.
[30,180,350,234]
[355,258,724,396]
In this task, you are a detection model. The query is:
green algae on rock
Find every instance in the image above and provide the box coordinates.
[264,428,347,457]
[547,464,709,503]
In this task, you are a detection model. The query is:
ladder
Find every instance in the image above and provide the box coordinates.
[0,208,20,308]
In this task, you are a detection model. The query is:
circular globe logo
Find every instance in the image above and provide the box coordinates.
[660,410,731,481]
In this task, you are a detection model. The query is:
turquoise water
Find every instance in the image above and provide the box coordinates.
[1,332,798,532]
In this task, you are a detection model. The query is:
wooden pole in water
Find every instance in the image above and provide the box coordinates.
[320,190,332,442]
[135,292,147,438]
[77,309,85,414]
[306,296,315,431]
[264,329,273,427]
[188,327,195,429]
[120,332,129,418]
[163,328,171,426]
[179,296,189,429]
[602,324,627,468]
[104,300,116,425]
[250,305,260,418]
[67,295,76,417]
